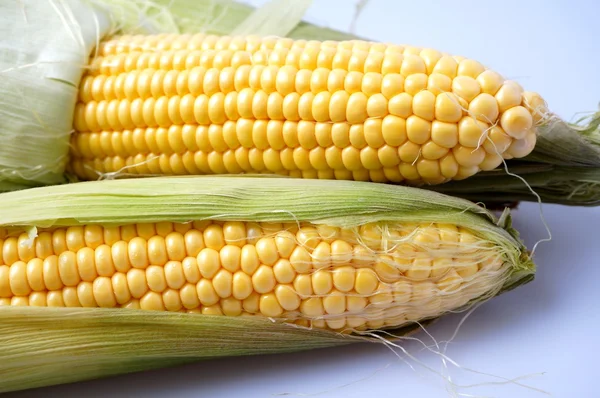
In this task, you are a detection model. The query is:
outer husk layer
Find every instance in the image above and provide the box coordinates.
[0,306,353,393]
[0,176,535,392]
[0,0,110,191]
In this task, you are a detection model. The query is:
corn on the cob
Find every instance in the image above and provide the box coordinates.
[0,176,534,392]
[69,34,547,185]
[2,0,599,210]
[0,219,505,331]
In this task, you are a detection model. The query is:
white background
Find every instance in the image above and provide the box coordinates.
[4,1,600,397]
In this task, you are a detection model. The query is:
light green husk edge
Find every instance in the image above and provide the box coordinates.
[2,0,599,206]
[0,176,535,393]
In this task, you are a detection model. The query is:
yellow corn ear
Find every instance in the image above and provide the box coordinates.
[0,219,506,332]
[70,34,546,184]
[0,176,535,394]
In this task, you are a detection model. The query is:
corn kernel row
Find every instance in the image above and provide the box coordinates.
[72,118,520,159]
[81,65,437,103]
[76,63,534,138]
[70,120,524,183]
[97,34,427,57]
[94,34,471,76]
[80,62,517,109]
[0,274,492,331]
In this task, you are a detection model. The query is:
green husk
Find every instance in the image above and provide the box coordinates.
[0,176,535,392]
[0,0,111,191]
[90,0,357,40]
[527,110,600,167]
[432,165,600,207]
[0,307,352,393]
[0,176,532,270]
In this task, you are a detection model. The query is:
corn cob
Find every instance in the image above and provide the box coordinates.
[0,176,534,392]
[0,218,507,331]
[69,34,547,185]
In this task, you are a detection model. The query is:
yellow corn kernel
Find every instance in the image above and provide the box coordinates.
[412,90,435,121]
[500,106,533,140]
[458,116,489,148]
[435,93,463,123]
[453,145,486,168]
[522,91,548,124]
[506,130,537,159]
[468,93,499,123]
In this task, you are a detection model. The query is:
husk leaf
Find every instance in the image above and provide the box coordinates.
[0,306,354,393]
[0,0,110,190]
[431,164,600,207]
[527,110,600,167]
[90,0,357,40]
